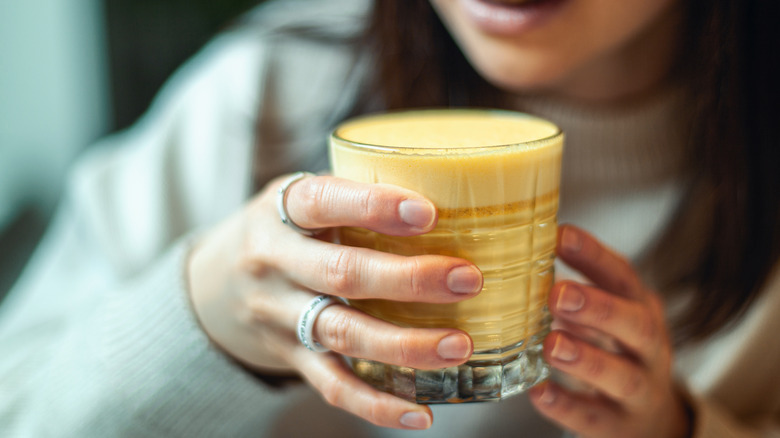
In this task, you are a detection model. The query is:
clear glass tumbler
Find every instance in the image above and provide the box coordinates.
[329,109,564,403]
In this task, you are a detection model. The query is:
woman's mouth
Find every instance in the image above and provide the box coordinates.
[483,0,545,4]
[458,0,569,36]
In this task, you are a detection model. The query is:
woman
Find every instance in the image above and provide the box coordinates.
[1,0,778,436]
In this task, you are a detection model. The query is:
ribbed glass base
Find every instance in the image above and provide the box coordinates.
[349,331,550,404]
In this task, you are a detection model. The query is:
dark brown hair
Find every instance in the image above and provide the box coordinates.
[365,0,780,343]
[365,1,504,109]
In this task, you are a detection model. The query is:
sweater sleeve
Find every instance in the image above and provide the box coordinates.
[675,264,780,438]
[0,219,307,437]
[0,21,316,437]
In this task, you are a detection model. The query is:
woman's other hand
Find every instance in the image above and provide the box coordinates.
[529,225,692,438]
[187,173,482,430]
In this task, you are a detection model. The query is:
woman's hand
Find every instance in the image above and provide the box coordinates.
[187,173,482,430]
[529,225,692,438]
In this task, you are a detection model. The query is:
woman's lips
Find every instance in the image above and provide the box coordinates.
[458,0,568,36]
[482,0,541,4]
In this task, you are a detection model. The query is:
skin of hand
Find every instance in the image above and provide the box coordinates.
[528,225,692,438]
[187,174,484,430]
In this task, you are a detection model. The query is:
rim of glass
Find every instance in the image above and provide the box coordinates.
[330,108,563,154]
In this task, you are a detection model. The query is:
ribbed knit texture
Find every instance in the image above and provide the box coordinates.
[5,238,305,437]
[88,239,307,436]
[517,85,690,188]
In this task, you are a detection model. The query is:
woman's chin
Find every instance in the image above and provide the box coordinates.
[472,58,573,96]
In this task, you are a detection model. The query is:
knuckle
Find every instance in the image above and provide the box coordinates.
[584,354,607,380]
[240,251,269,276]
[321,311,359,352]
[554,391,574,414]
[359,188,384,225]
[406,258,426,299]
[592,295,614,324]
[583,407,602,428]
[325,248,360,294]
[320,376,345,408]
[396,331,421,366]
[297,178,324,221]
[620,370,646,399]
[246,296,271,325]
[365,401,385,427]
[636,313,658,345]
[243,225,275,266]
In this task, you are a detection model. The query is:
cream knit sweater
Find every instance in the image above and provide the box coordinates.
[1,1,778,436]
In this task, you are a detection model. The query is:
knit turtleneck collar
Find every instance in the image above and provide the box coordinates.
[513,83,691,192]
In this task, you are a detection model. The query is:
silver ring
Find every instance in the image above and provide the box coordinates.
[277,171,320,236]
[297,295,343,352]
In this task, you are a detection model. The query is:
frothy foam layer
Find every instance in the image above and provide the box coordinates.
[335,110,560,149]
[331,110,564,209]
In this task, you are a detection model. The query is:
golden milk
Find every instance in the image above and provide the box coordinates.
[330,109,563,402]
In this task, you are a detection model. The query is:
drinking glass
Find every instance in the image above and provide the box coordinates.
[329,109,564,403]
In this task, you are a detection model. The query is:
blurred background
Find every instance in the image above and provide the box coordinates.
[0,0,259,301]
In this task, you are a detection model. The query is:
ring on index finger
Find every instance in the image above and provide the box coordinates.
[277,171,322,237]
[297,295,345,352]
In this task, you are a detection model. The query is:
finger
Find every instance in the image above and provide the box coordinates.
[284,175,438,236]
[259,239,482,302]
[291,348,433,430]
[313,305,473,369]
[551,318,623,356]
[556,225,644,300]
[543,331,649,408]
[529,381,625,438]
[549,282,664,360]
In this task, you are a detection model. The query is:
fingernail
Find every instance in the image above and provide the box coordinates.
[437,334,471,360]
[399,200,435,229]
[539,385,557,405]
[561,228,583,253]
[447,266,482,294]
[400,411,432,429]
[551,335,578,362]
[557,284,585,312]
